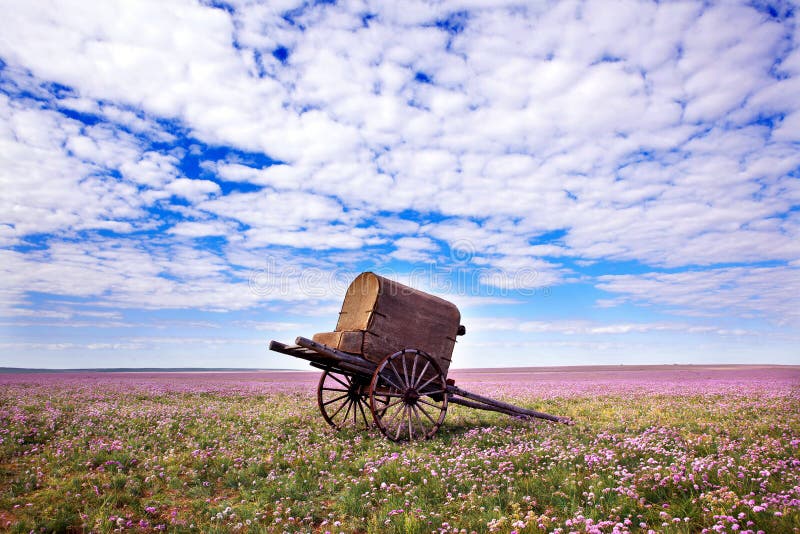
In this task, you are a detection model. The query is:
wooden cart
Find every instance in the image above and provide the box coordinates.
[269,272,571,441]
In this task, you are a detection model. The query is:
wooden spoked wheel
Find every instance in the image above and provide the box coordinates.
[317,369,372,430]
[369,349,448,441]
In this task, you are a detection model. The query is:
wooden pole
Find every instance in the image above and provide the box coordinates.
[295,336,377,373]
[448,385,572,424]
[448,396,529,418]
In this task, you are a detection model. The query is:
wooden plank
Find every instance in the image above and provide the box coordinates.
[268,340,340,367]
[335,272,379,331]
[268,340,318,358]
[311,331,342,347]
[338,330,364,354]
[269,339,375,379]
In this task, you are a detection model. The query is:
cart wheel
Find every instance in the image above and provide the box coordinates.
[317,369,372,430]
[369,349,448,441]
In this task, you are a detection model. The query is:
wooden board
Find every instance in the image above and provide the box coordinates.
[311,330,364,355]
[335,272,380,331]
[311,272,461,377]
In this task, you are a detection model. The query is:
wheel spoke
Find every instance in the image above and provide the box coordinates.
[328,373,350,389]
[328,395,350,420]
[415,402,438,425]
[388,399,406,420]
[358,398,370,428]
[382,398,406,410]
[379,371,404,392]
[322,393,350,406]
[419,387,447,397]
[389,360,407,388]
[375,391,405,398]
[417,398,444,410]
[385,402,405,429]
[411,404,428,439]
[372,393,390,406]
[411,405,427,437]
[322,386,350,393]
[395,406,407,440]
[373,395,390,418]
[401,352,411,388]
[407,406,414,440]
[410,352,419,389]
[413,360,430,388]
[341,397,353,425]
[416,373,438,393]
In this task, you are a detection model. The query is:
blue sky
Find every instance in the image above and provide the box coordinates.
[1,0,799,369]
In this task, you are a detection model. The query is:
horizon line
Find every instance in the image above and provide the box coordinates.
[2,363,799,374]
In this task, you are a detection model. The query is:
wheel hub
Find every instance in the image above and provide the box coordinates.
[403,388,420,404]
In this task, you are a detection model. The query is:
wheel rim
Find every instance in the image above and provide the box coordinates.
[369,349,448,441]
[317,369,372,430]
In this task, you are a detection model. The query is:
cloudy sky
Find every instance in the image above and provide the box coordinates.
[1,0,798,369]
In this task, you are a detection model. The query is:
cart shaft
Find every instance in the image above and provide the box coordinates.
[447,396,530,418]
[448,384,572,424]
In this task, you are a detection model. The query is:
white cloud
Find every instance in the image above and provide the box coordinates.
[390,236,439,262]
[200,190,347,229]
[3,1,794,270]
[213,162,304,188]
[196,189,384,250]
[0,239,259,312]
[773,110,800,142]
[0,336,266,352]
[597,266,800,325]
[119,152,180,188]
[468,317,753,337]
[168,220,233,238]
[165,178,221,202]
[237,320,308,332]
[2,1,800,365]
[0,95,152,236]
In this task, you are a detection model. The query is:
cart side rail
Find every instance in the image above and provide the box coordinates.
[294,337,376,375]
[269,338,376,378]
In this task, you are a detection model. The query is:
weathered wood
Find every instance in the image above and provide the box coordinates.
[448,384,572,424]
[335,272,380,330]
[311,330,364,354]
[295,337,376,376]
[269,272,573,435]
[269,338,572,429]
[447,396,528,418]
[270,340,374,378]
[312,272,461,376]
[268,340,327,360]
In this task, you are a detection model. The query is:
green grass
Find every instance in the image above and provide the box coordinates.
[0,379,798,533]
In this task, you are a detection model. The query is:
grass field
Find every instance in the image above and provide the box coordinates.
[1,367,798,533]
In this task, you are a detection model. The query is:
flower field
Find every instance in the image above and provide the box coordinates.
[1,367,798,533]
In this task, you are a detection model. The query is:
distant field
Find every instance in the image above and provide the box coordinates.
[1,366,798,533]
